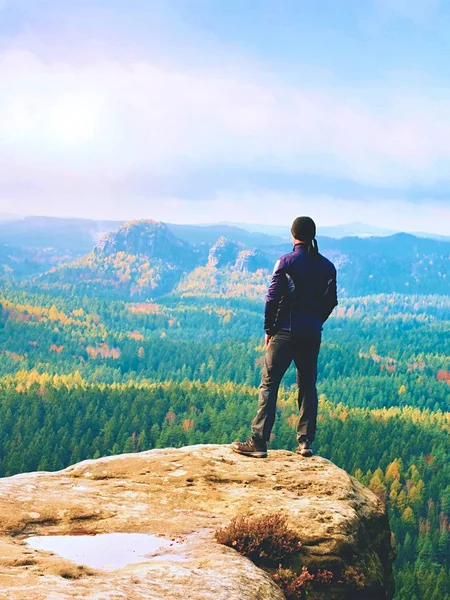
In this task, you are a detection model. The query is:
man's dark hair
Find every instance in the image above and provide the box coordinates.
[291,216,319,256]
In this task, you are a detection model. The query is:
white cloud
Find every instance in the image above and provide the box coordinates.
[2,48,450,186]
[0,47,450,235]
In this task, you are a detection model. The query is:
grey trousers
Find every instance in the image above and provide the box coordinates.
[251,330,321,443]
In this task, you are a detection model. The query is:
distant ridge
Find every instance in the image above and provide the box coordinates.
[0,215,448,248]
[167,222,283,247]
[216,220,450,241]
[0,215,123,254]
[0,217,448,296]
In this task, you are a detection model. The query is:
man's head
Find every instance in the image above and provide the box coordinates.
[291,216,316,244]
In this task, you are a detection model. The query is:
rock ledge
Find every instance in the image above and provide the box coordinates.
[0,444,394,599]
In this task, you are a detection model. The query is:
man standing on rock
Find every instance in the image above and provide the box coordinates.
[232,216,337,458]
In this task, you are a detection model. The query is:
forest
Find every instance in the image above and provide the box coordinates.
[0,285,449,599]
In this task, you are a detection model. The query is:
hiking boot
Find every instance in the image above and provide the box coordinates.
[296,439,313,457]
[231,436,268,458]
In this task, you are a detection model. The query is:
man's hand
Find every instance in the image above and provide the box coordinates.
[265,333,271,346]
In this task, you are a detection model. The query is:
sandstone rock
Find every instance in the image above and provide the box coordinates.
[234,249,272,273]
[95,220,197,269]
[207,237,243,268]
[0,445,394,599]
[207,238,271,273]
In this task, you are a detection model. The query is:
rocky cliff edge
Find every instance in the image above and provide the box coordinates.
[0,444,394,599]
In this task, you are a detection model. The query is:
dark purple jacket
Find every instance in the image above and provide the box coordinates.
[264,243,337,335]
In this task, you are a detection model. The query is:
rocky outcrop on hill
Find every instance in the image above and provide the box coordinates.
[208,237,271,273]
[235,248,272,272]
[0,445,394,599]
[36,220,201,298]
[95,220,197,269]
[207,236,244,268]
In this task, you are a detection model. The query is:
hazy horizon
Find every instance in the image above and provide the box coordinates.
[2,210,447,238]
[1,1,450,235]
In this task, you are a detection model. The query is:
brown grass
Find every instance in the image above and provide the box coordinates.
[215,513,302,568]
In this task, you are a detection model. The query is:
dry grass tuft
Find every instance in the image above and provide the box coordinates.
[215,513,302,568]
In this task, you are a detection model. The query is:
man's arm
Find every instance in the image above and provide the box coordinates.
[321,265,338,323]
[264,259,287,337]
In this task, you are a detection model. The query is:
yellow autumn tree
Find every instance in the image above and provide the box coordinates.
[401,507,415,526]
[385,458,402,483]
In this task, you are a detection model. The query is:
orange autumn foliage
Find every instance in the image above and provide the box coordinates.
[182,419,195,432]
[86,344,121,359]
[49,344,64,353]
[127,331,144,340]
[436,370,450,384]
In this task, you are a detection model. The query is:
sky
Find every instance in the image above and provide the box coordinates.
[0,0,450,234]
